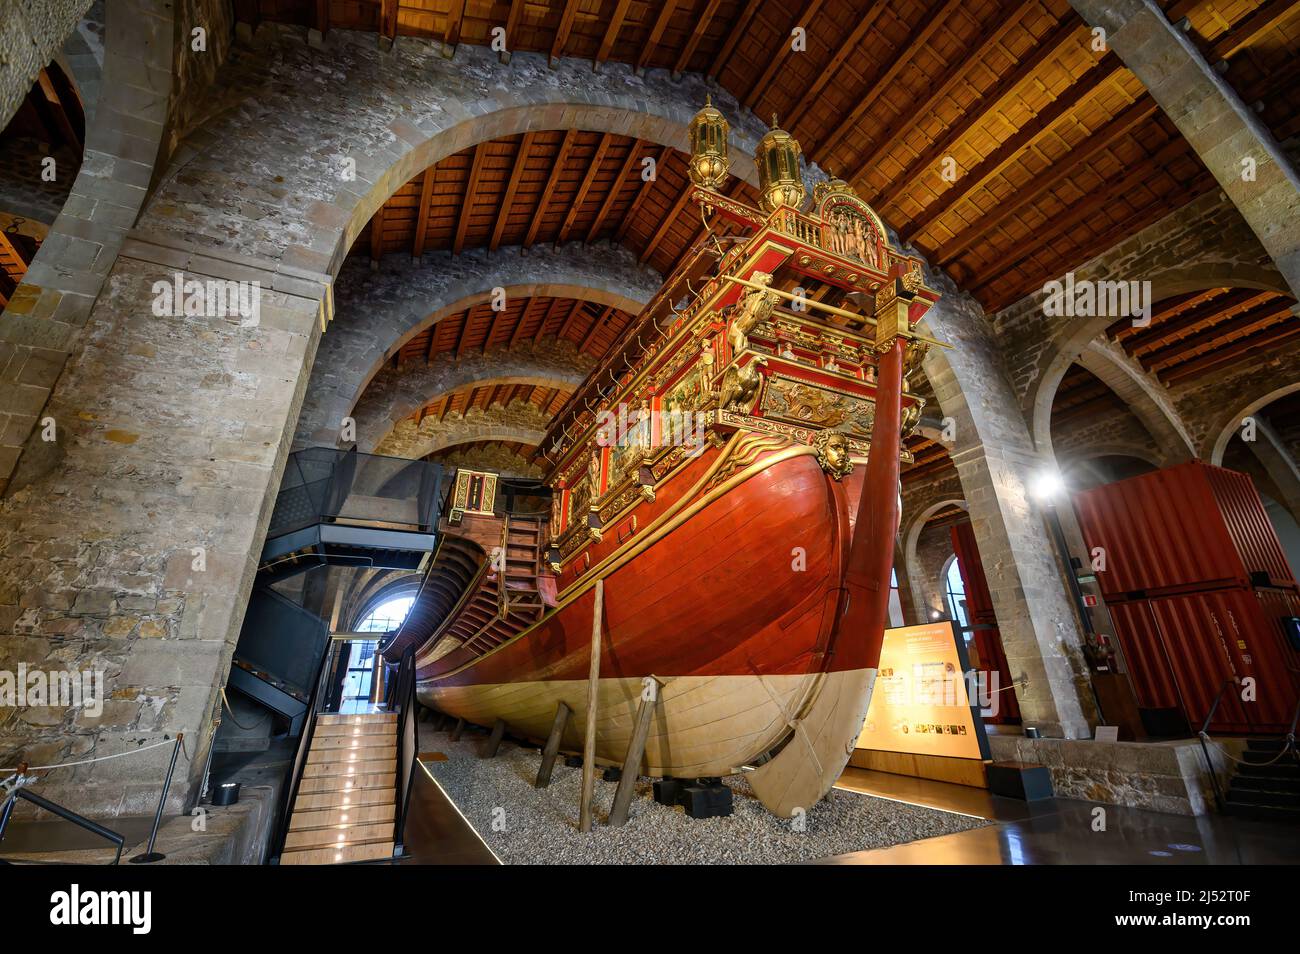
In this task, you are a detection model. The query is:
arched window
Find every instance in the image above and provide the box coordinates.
[356,595,415,634]
[943,556,970,632]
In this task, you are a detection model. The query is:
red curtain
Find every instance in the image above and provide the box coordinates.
[950,520,1021,724]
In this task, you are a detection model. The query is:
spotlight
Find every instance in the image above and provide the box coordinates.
[1030,469,1065,502]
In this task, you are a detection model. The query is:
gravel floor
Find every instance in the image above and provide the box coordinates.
[423,730,988,864]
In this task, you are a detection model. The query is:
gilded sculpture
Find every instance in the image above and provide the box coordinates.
[814,429,854,480]
[726,271,779,356]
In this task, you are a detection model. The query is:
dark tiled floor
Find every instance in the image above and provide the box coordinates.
[826,768,1300,865]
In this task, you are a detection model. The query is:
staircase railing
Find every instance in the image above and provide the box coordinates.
[1196,678,1237,813]
[389,648,418,858]
[268,639,344,864]
[0,775,126,864]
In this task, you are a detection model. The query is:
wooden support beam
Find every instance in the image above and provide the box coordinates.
[636,0,679,74]
[579,306,614,354]
[412,169,436,259]
[450,717,465,741]
[535,702,572,787]
[744,0,826,110]
[1209,0,1294,62]
[816,0,962,158]
[709,0,760,80]
[673,0,724,78]
[1145,301,1296,370]
[524,130,577,248]
[510,297,542,348]
[1124,290,1275,352]
[33,69,81,154]
[369,206,385,266]
[595,0,633,70]
[453,143,487,255]
[579,578,605,833]
[898,56,1123,244]
[558,300,586,342]
[380,0,399,42]
[492,132,535,251]
[640,186,695,265]
[455,305,476,357]
[482,301,506,353]
[844,0,1026,185]
[786,4,890,136]
[314,0,329,36]
[551,0,580,67]
[501,0,525,63]
[0,228,29,268]
[1161,323,1300,385]
[868,15,1088,203]
[587,142,641,243]
[607,677,659,827]
[481,718,507,757]
[934,95,1160,267]
[615,147,666,243]
[558,133,612,244]
[443,0,467,57]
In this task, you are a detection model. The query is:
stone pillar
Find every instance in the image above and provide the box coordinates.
[919,285,1097,738]
[0,232,330,817]
[1069,0,1300,299]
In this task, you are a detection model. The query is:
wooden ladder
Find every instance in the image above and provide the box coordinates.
[279,712,398,865]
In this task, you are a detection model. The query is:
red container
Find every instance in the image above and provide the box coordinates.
[950,519,1020,723]
[1105,587,1300,734]
[1073,460,1297,596]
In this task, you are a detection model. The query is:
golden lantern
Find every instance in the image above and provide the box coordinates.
[687,95,730,190]
[756,114,805,213]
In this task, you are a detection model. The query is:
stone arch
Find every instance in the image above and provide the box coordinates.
[399,423,548,461]
[1207,382,1300,465]
[136,36,770,278]
[903,498,967,623]
[298,243,657,447]
[1033,337,1196,467]
[1022,264,1289,460]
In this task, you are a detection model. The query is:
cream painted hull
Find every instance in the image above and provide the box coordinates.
[422,666,876,811]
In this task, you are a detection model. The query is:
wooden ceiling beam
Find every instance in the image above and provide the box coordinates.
[510,297,541,349]
[934,94,1160,267]
[453,142,488,255]
[587,141,641,242]
[313,0,328,36]
[579,306,615,354]
[34,68,81,154]
[615,146,666,243]
[969,139,1200,297]
[786,3,891,138]
[899,56,1123,244]
[744,0,826,110]
[0,228,29,268]
[558,300,585,341]
[491,132,535,252]
[1125,290,1276,352]
[815,0,963,159]
[412,169,436,259]
[380,0,398,41]
[710,0,761,81]
[872,16,1091,207]
[673,0,724,78]
[640,186,695,265]
[443,0,467,57]
[455,306,476,358]
[1145,301,1296,369]
[558,133,613,244]
[1161,323,1300,385]
[595,0,633,70]
[844,1,1026,185]
[1209,0,1296,62]
[536,296,568,343]
[551,0,581,67]
[501,0,525,64]
[525,130,577,248]
[636,0,679,74]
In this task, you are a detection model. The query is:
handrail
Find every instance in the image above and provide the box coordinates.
[389,648,418,857]
[1196,677,1237,813]
[268,640,340,863]
[0,777,126,864]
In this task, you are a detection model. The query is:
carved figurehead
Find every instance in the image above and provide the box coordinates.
[726,272,778,356]
[814,429,854,480]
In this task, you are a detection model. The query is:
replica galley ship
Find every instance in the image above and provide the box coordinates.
[383,102,945,816]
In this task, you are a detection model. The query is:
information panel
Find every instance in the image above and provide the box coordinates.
[855,621,989,760]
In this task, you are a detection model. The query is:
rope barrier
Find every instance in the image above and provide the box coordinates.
[1199,731,1296,767]
[219,686,270,731]
[0,736,183,775]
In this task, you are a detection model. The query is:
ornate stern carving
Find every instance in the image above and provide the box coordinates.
[814,430,854,480]
[718,356,767,412]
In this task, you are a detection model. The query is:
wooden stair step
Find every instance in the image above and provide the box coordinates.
[280,841,395,865]
[302,758,393,778]
[289,803,395,831]
[292,788,395,811]
[310,731,396,749]
[284,822,394,851]
[315,713,397,726]
[306,744,395,765]
[313,722,396,738]
[297,772,396,793]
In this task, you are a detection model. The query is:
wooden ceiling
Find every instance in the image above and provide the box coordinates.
[1103,286,1298,386]
[0,225,40,311]
[361,130,759,277]
[248,0,1300,315]
[402,380,571,426]
[390,293,638,368]
[903,432,956,485]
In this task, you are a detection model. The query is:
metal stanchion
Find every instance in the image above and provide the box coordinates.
[129,733,183,864]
